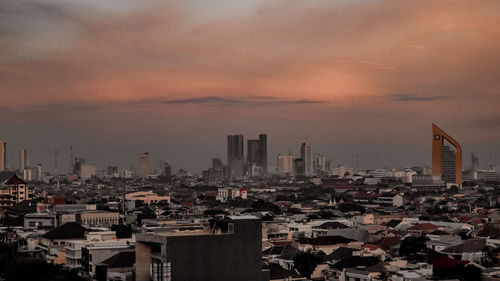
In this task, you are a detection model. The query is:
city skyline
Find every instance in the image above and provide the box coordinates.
[1,0,500,173]
[0,125,498,175]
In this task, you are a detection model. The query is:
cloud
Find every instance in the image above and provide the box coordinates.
[387,94,450,102]
[164,96,242,105]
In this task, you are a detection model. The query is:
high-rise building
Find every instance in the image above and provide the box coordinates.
[246,134,268,173]
[138,153,151,177]
[432,124,462,184]
[325,159,331,174]
[227,135,244,178]
[277,154,294,175]
[0,140,6,172]
[441,146,456,183]
[471,153,479,171]
[313,153,325,174]
[163,162,172,178]
[258,134,267,172]
[247,140,260,164]
[300,139,313,176]
[37,164,43,180]
[294,158,305,176]
[19,149,27,172]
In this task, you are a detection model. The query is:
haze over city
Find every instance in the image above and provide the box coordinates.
[2,0,500,173]
[4,1,500,281]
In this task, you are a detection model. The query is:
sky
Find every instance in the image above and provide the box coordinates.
[1,0,500,173]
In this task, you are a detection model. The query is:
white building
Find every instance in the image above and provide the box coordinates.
[332,165,354,178]
[300,140,313,176]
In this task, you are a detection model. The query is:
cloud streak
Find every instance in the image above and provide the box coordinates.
[387,94,450,102]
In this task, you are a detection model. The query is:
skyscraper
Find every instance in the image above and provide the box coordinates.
[0,140,5,172]
[277,153,294,175]
[247,140,260,164]
[432,124,462,184]
[138,153,151,177]
[227,135,244,178]
[246,134,268,173]
[313,153,325,174]
[258,134,267,172]
[294,158,305,176]
[300,139,313,176]
[19,149,27,172]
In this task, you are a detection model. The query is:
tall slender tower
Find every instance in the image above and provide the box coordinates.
[0,140,5,172]
[258,134,267,173]
[432,124,462,184]
[19,149,27,171]
[227,135,244,178]
[138,153,151,177]
[300,139,313,176]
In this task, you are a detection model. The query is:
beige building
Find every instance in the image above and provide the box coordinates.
[0,174,33,206]
[138,153,151,177]
[79,210,119,227]
[125,190,170,205]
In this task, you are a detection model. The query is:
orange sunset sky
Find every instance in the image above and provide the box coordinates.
[1,0,500,172]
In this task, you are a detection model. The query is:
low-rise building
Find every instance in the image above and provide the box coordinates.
[135,216,270,281]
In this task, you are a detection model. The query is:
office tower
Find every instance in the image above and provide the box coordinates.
[441,146,456,183]
[277,154,294,175]
[432,124,462,184]
[73,157,86,175]
[300,139,313,176]
[247,140,260,164]
[138,153,151,177]
[325,159,331,174]
[313,153,325,173]
[0,140,5,172]
[294,158,305,176]
[135,216,269,281]
[246,134,268,173]
[258,134,267,172]
[227,135,244,178]
[19,149,27,172]
[471,153,479,171]
[37,164,43,180]
[163,162,172,177]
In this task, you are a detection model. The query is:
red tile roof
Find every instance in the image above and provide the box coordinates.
[432,257,469,271]
[408,223,439,231]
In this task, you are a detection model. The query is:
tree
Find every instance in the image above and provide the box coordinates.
[0,244,86,281]
[110,224,132,239]
[137,207,156,225]
[338,203,365,214]
[250,200,282,215]
[293,250,325,278]
[399,235,429,256]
